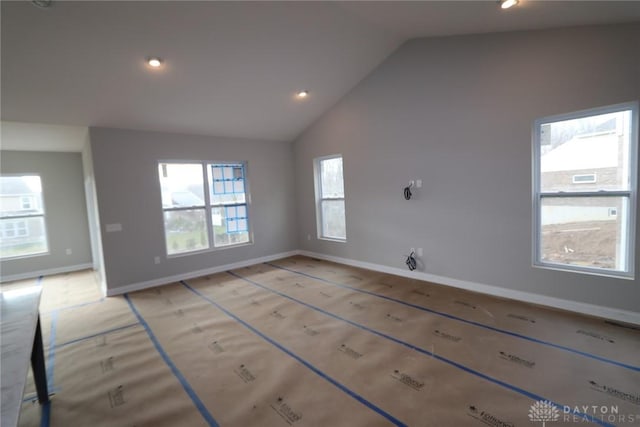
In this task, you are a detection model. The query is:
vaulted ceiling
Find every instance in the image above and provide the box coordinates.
[3,1,640,144]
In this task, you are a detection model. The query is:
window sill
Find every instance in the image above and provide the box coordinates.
[318,236,346,243]
[533,261,634,280]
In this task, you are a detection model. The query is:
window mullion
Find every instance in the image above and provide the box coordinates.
[163,205,206,213]
[0,213,45,220]
[202,163,214,249]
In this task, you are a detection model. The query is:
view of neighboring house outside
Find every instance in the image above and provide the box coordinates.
[536,106,635,274]
[0,175,49,259]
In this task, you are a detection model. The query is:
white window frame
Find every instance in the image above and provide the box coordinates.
[0,174,49,260]
[158,160,253,257]
[314,154,346,242]
[532,101,638,279]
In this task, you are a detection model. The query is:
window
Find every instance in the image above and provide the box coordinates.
[0,220,29,238]
[158,161,251,256]
[0,175,48,259]
[572,174,597,184]
[314,155,346,241]
[21,196,33,210]
[533,102,638,277]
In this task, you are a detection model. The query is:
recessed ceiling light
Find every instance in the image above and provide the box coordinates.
[147,57,163,68]
[296,90,309,99]
[500,0,519,9]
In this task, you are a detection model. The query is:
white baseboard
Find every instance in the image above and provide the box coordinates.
[298,250,640,326]
[0,263,94,283]
[106,251,300,297]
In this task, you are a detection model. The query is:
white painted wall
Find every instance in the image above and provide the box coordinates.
[292,23,640,314]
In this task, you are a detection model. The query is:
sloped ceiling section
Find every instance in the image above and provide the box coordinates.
[2,1,640,144]
[1,1,402,142]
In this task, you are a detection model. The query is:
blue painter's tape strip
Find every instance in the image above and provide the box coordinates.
[124,294,219,427]
[181,280,407,427]
[39,401,51,427]
[55,322,140,349]
[267,262,640,373]
[44,298,105,315]
[230,271,614,427]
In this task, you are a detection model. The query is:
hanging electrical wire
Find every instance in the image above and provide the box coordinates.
[403,182,413,200]
[405,251,417,271]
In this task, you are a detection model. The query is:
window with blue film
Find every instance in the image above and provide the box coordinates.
[211,164,245,195]
[225,205,248,233]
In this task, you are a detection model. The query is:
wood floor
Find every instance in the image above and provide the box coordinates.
[15,255,640,426]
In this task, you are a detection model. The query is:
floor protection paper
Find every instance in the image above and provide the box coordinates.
[13,258,640,427]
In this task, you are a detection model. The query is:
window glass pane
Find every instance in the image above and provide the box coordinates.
[0,217,48,258]
[0,175,44,216]
[320,157,344,198]
[540,196,628,271]
[209,164,246,205]
[163,209,209,255]
[540,110,631,192]
[158,163,205,208]
[212,207,249,247]
[321,200,346,240]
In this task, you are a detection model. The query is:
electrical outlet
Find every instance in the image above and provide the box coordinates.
[154,256,161,265]
[65,248,72,255]
[416,179,422,188]
[417,248,423,257]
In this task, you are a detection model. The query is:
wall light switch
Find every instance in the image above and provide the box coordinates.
[65,248,72,255]
[416,179,422,188]
[154,256,161,265]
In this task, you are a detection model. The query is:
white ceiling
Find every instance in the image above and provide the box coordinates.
[2,1,640,147]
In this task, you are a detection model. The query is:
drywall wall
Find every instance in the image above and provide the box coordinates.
[0,150,93,280]
[82,138,106,291]
[293,23,640,313]
[90,127,297,292]
[0,121,88,152]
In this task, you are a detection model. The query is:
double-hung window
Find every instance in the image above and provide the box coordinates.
[314,155,346,241]
[0,175,49,259]
[158,161,251,256]
[533,102,638,277]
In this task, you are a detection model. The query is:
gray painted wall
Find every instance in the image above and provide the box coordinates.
[0,151,93,279]
[293,24,640,313]
[90,127,297,291]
